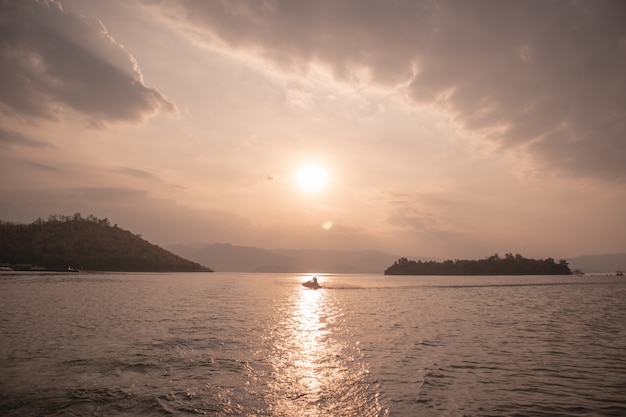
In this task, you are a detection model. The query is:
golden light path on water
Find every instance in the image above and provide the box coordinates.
[266,278,387,417]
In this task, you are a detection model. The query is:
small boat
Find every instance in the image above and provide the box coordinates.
[302,277,321,289]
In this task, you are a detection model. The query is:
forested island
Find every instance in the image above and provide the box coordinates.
[0,214,212,272]
[385,253,572,275]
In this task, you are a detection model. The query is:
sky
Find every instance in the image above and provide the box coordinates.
[1,0,625,260]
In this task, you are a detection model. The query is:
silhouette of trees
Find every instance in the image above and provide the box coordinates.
[385,253,572,275]
[0,214,211,272]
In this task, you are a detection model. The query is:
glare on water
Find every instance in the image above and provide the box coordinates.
[266,280,386,416]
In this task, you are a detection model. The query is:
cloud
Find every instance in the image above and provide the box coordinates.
[111,167,187,192]
[25,161,57,172]
[68,187,148,203]
[0,128,50,149]
[113,167,163,182]
[384,190,461,235]
[155,0,626,180]
[0,0,175,126]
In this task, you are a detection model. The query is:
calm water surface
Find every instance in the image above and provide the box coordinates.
[1,272,625,416]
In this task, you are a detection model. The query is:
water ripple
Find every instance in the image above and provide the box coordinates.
[1,273,625,416]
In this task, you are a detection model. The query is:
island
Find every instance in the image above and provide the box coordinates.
[0,214,212,272]
[384,253,572,275]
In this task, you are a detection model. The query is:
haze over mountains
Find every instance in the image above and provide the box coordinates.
[166,243,626,274]
[165,243,404,274]
[566,253,626,274]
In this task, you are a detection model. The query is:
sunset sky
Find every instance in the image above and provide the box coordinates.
[1,0,625,260]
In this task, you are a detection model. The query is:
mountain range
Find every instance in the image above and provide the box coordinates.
[165,243,407,273]
[165,243,626,274]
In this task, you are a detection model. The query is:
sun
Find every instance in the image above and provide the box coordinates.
[296,163,329,193]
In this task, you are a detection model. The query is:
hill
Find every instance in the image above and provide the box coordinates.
[165,243,400,273]
[0,214,211,272]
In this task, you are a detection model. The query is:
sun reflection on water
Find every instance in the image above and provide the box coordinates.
[267,279,387,416]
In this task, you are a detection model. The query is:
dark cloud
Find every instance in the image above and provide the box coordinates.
[0,0,175,125]
[0,128,50,148]
[159,0,626,180]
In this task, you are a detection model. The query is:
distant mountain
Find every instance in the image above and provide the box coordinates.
[166,243,306,273]
[566,253,626,273]
[273,248,401,273]
[0,215,211,272]
[165,243,400,273]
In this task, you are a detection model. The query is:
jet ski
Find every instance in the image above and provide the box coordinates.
[302,277,321,289]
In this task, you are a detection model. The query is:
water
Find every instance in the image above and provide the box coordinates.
[1,272,625,416]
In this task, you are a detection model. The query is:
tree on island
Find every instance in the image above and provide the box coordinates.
[384,253,572,275]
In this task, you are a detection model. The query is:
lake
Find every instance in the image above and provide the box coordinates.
[1,272,625,416]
